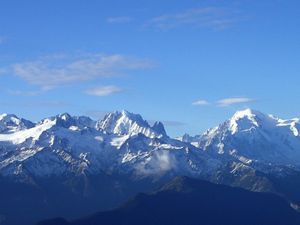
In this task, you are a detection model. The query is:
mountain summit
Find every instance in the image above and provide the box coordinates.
[0,113,35,133]
[96,110,167,137]
[190,108,300,166]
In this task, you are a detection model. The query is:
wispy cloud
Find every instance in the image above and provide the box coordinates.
[192,99,210,106]
[147,7,237,31]
[6,53,153,90]
[217,97,254,107]
[192,97,255,107]
[84,85,123,96]
[107,16,133,24]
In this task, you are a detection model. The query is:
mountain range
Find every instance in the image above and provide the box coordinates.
[1,109,300,225]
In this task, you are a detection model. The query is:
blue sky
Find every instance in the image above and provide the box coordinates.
[0,0,300,136]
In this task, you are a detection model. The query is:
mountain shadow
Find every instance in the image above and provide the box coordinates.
[38,176,300,225]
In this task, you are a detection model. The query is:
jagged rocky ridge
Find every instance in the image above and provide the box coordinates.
[0,110,219,178]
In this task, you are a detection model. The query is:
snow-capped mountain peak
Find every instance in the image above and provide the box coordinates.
[96,110,166,138]
[231,108,261,123]
[58,112,72,121]
[191,109,300,166]
[40,113,96,130]
[229,108,274,134]
[40,113,76,129]
[228,109,300,137]
[0,113,35,133]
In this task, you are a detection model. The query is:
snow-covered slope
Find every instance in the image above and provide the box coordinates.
[192,109,300,167]
[0,111,218,178]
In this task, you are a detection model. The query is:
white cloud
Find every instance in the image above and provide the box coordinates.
[8,53,153,90]
[147,7,236,31]
[135,151,177,176]
[84,85,123,96]
[217,97,254,107]
[107,16,133,24]
[192,99,210,106]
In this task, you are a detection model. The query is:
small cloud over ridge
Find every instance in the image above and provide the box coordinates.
[192,99,210,106]
[217,97,254,107]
